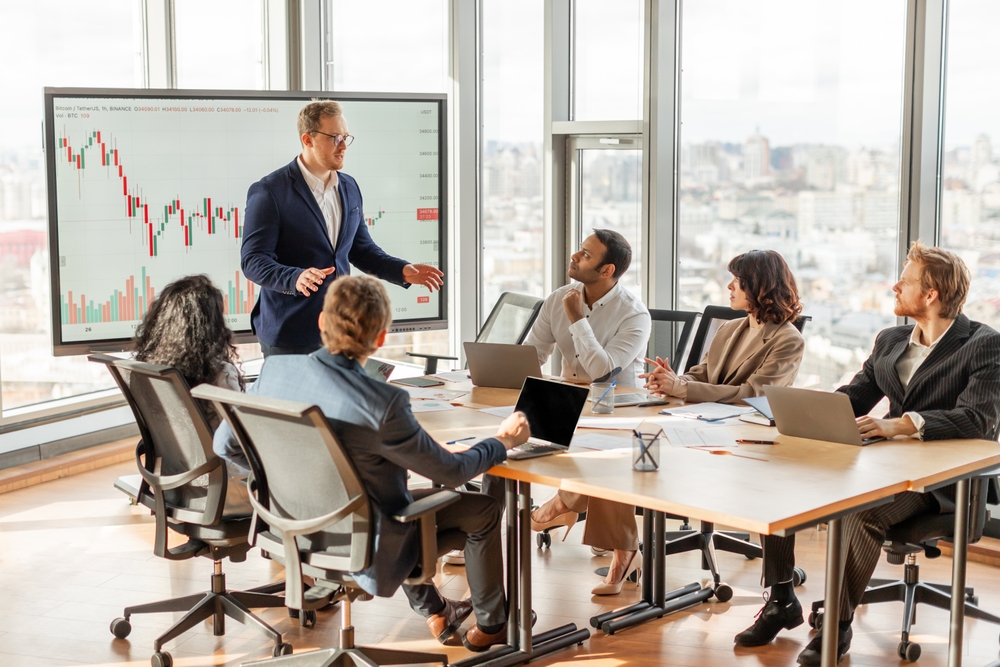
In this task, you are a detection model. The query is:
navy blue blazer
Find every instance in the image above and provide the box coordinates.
[241,159,410,347]
[213,349,507,597]
[836,314,1000,510]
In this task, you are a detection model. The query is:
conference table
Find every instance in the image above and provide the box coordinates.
[407,377,1000,667]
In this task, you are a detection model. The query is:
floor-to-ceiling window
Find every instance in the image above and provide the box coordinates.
[676,0,908,390]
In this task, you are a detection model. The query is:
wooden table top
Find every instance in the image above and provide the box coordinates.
[404,377,1000,536]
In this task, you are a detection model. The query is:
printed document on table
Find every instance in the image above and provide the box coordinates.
[407,388,469,401]
[570,432,632,452]
[577,416,645,430]
[432,371,472,383]
[662,426,738,448]
[660,402,754,421]
[409,400,459,414]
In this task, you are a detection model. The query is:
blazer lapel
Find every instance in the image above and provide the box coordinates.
[710,318,747,384]
[879,335,911,404]
[903,315,970,402]
[288,161,335,253]
[722,320,779,384]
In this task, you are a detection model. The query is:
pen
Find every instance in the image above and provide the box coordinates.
[635,401,665,408]
[735,439,775,445]
[446,436,476,445]
[594,380,616,410]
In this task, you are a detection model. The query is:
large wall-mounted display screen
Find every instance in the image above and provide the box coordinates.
[44,88,446,355]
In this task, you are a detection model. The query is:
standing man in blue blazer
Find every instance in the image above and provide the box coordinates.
[242,100,444,356]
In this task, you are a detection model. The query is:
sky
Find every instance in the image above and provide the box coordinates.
[1,0,997,154]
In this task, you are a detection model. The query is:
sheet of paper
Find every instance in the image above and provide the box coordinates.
[432,371,471,383]
[576,416,645,430]
[660,402,754,422]
[407,388,469,401]
[661,426,738,448]
[570,432,632,452]
[409,400,459,413]
[479,405,515,418]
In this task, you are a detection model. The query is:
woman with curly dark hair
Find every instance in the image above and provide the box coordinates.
[642,248,804,404]
[530,250,805,596]
[133,274,244,429]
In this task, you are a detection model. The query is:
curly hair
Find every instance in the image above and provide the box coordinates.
[320,275,392,360]
[728,250,803,325]
[133,275,243,390]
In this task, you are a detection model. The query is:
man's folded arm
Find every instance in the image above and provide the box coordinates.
[569,311,650,383]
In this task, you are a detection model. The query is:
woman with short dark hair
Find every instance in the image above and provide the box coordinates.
[531,249,806,596]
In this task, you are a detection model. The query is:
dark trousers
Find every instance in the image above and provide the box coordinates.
[259,341,321,358]
[762,491,939,621]
[402,488,507,628]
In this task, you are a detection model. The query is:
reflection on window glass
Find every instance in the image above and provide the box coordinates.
[677,0,906,390]
[574,0,643,121]
[939,0,1000,330]
[175,0,264,90]
[482,0,545,321]
[328,0,448,93]
[0,1,141,411]
[580,148,643,299]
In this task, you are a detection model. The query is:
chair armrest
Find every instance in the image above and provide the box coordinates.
[393,490,461,523]
[405,352,458,374]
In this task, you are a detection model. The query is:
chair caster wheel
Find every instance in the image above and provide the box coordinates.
[273,642,293,657]
[680,523,692,531]
[151,651,173,667]
[809,611,823,630]
[536,532,551,548]
[289,608,299,619]
[745,553,758,560]
[967,593,979,606]
[898,640,921,662]
[793,567,807,586]
[300,610,317,627]
[110,617,132,639]
[713,583,733,603]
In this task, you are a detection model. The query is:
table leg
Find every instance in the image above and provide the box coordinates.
[821,518,845,667]
[506,478,519,649]
[519,481,533,654]
[948,477,970,667]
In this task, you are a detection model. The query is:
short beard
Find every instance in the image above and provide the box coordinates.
[894,299,928,319]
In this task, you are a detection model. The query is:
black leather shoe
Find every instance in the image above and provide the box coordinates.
[734,594,804,647]
[796,624,853,666]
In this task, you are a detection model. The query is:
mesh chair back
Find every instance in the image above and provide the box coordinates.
[684,305,811,373]
[477,292,543,344]
[215,393,371,573]
[91,355,226,524]
[648,309,699,371]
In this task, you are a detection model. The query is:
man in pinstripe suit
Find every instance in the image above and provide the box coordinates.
[735,242,1000,666]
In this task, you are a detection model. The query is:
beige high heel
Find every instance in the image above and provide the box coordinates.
[591,551,642,595]
[529,510,578,541]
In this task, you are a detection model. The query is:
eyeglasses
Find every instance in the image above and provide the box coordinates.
[312,130,354,147]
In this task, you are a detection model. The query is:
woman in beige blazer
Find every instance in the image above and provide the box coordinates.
[530,249,805,594]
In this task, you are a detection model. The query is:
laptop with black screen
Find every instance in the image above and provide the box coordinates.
[507,377,590,460]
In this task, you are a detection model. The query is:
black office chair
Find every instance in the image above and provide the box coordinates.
[89,354,289,667]
[647,308,700,371]
[193,384,460,667]
[654,306,811,600]
[808,475,1000,663]
[407,291,544,374]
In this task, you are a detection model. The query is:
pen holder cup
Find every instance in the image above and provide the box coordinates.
[632,435,660,472]
[590,382,615,414]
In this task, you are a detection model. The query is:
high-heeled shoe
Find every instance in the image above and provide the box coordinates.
[591,551,642,595]
[529,510,578,541]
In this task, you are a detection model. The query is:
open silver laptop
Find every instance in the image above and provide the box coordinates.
[507,377,590,460]
[464,342,543,389]
[763,385,885,446]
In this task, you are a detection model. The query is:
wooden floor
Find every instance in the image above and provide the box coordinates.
[2,461,1000,667]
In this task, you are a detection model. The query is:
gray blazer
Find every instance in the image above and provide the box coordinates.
[214,349,507,597]
[837,314,1000,510]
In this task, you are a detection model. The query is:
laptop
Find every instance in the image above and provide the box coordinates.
[507,377,590,460]
[741,395,775,426]
[590,391,668,408]
[464,342,543,389]
[763,385,886,446]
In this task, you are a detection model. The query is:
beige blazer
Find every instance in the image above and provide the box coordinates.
[682,317,805,405]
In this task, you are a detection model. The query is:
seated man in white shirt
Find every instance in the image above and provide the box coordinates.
[481,229,652,581]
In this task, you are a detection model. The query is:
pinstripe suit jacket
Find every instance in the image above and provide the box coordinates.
[836,314,1000,510]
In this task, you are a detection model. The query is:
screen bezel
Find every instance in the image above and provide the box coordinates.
[44,87,448,356]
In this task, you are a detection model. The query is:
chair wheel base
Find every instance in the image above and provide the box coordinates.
[713,583,733,602]
[273,642,293,657]
[151,651,173,667]
[110,617,131,640]
[793,567,807,587]
[898,640,921,662]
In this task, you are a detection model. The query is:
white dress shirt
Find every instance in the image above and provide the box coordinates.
[297,156,342,249]
[522,281,652,388]
[896,320,954,440]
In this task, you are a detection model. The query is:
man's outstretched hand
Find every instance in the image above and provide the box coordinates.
[296,267,336,296]
[403,264,444,291]
[495,411,530,450]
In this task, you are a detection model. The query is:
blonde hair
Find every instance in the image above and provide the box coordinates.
[297,99,343,139]
[320,276,392,359]
[906,240,971,319]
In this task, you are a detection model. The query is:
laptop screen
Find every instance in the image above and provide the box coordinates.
[514,377,590,446]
